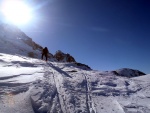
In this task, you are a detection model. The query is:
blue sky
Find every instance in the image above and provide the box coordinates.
[1,0,150,73]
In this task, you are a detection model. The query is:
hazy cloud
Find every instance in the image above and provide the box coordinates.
[91,27,109,32]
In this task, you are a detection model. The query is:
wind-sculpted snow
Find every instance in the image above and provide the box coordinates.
[0,53,150,113]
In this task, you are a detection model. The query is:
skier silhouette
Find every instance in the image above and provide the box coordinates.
[41,47,49,61]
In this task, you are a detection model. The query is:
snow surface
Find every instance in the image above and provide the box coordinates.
[0,53,150,113]
[0,24,42,58]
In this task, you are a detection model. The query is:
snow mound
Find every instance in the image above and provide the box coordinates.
[113,68,146,77]
[100,68,146,78]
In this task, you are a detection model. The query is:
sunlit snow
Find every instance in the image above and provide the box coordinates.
[0,53,150,113]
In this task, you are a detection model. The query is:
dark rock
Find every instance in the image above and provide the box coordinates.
[74,62,91,70]
[54,50,76,62]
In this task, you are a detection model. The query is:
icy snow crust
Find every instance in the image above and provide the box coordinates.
[0,53,150,113]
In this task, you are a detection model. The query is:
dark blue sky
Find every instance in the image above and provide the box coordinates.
[1,0,150,73]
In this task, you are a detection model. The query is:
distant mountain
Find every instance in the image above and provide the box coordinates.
[113,68,146,77]
[103,68,146,78]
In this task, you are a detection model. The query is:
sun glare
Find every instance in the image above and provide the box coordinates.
[1,0,32,25]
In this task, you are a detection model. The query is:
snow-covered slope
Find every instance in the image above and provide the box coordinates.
[0,53,150,113]
[0,24,43,58]
[0,23,91,70]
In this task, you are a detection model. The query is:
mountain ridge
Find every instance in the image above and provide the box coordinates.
[0,23,91,70]
[0,23,146,75]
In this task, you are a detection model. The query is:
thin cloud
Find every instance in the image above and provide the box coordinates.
[55,22,75,27]
[24,30,43,33]
[91,27,109,32]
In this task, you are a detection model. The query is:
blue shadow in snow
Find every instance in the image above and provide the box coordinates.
[48,63,72,78]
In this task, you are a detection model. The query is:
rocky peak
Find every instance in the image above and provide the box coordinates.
[53,50,91,70]
[54,50,76,62]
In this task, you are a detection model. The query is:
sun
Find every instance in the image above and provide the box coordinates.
[1,0,32,25]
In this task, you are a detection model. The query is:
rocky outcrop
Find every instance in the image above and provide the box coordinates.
[22,38,43,51]
[54,50,76,62]
[74,62,91,70]
[53,50,91,70]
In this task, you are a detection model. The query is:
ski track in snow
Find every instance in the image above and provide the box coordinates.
[0,53,150,113]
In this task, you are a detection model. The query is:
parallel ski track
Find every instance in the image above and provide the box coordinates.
[44,62,97,113]
[46,62,68,113]
[41,62,63,113]
[52,71,63,113]
[83,72,96,113]
[52,70,67,113]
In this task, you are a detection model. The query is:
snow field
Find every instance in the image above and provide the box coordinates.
[0,53,150,113]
